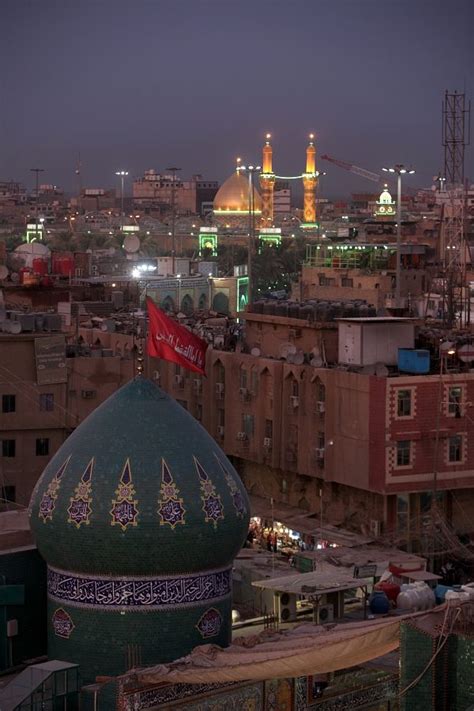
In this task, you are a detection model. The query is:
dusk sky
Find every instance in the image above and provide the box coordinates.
[2,0,473,198]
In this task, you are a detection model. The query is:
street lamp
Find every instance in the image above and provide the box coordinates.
[381,164,415,308]
[237,162,261,305]
[115,171,129,228]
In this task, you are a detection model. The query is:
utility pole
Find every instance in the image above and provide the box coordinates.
[166,167,181,275]
[115,171,129,231]
[30,168,44,242]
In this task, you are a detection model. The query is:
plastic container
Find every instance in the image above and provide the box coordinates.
[375,582,400,604]
[369,590,390,615]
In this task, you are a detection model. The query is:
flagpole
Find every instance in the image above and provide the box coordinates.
[144,282,149,379]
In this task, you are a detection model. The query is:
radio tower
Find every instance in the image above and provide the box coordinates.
[440,90,471,327]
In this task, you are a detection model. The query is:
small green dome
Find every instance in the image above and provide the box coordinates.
[29,378,249,576]
[29,378,249,681]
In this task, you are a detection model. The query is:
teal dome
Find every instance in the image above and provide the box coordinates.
[29,378,250,682]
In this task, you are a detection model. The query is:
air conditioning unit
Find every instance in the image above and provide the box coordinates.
[370,519,382,537]
[237,431,248,441]
[217,426,225,438]
[91,265,99,276]
[290,396,299,408]
[193,378,202,393]
[315,603,334,624]
[239,387,251,401]
[317,401,326,413]
[174,374,184,387]
[81,389,96,399]
[315,447,325,460]
[263,437,272,449]
[153,370,161,382]
[215,382,225,398]
[274,592,297,623]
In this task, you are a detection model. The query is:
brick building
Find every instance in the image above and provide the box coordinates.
[3,309,474,550]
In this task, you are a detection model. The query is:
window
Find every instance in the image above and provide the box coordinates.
[317,381,326,403]
[176,399,188,410]
[397,389,412,417]
[2,395,16,413]
[396,494,409,534]
[251,369,259,394]
[318,431,325,449]
[265,419,273,439]
[448,435,462,463]
[40,393,54,411]
[36,438,50,456]
[341,277,353,287]
[239,368,247,390]
[448,387,462,417]
[218,409,225,427]
[196,404,202,421]
[2,440,15,457]
[242,414,254,438]
[396,440,411,467]
[291,379,299,397]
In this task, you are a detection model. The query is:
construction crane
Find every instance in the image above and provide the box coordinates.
[320,154,381,183]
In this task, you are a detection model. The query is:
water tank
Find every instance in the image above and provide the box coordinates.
[275,302,288,317]
[289,302,300,319]
[32,257,49,276]
[398,349,430,374]
[263,301,275,315]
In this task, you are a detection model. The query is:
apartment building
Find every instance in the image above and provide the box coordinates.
[4,309,474,550]
[0,333,133,507]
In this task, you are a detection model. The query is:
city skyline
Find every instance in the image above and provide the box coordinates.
[1,0,473,197]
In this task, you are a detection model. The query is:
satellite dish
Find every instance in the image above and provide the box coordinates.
[310,345,320,358]
[375,362,389,377]
[440,341,454,353]
[458,344,474,363]
[0,266,8,280]
[10,272,19,283]
[310,356,323,367]
[10,322,22,334]
[123,234,140,253]
[251,347,261,357]
[286,352,295,364]
[100,320,116,332]
[279,342,293,359]
[293,350,304,365]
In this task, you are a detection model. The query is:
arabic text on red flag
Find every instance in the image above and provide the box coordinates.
[146,297,208,375]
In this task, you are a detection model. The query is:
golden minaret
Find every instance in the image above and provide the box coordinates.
[259,133,275,227]
[302,133,317,224]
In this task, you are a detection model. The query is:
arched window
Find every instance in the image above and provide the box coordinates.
[161,295,175,313]
[212,291,229,314]
[181,294,194,315]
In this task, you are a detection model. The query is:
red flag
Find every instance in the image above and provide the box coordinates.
[146,297,208,375]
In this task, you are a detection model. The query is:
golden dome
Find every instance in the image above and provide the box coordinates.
[213,171,262,213]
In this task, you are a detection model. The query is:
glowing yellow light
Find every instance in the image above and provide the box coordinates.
[266,133,271,140]
[309,133,314,140]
